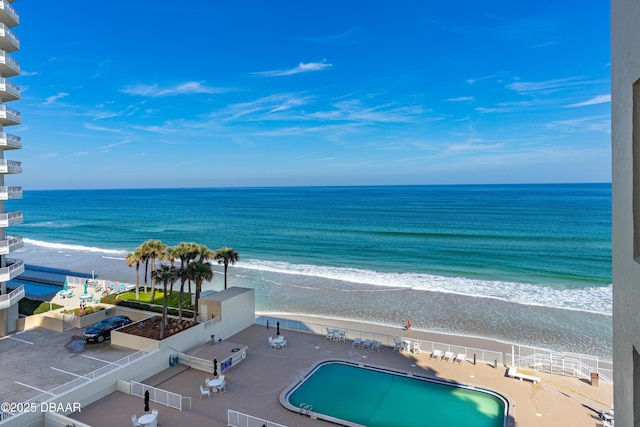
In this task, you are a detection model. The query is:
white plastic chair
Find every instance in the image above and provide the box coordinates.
[413,341,422,354]
[199,384,211,399]
[217,380,226,394]
[352,337,362,348]
[131,415,142,427]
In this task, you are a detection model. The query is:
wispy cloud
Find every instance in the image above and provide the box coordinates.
[545,115,610,133]
[253,60,333,77]
[100,139,133,151]
[466,75,495,85]
[445,96,474,102]
[84,123,124,133]
[506,78,607,94]
[564,94,611,108]
[297,26,365,45]
[121,81,225,97]
[40,152,60,159]
[43,92,69,105]
[20,70,40,77]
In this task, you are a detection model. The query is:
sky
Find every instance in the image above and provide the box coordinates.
[8,1,611,189]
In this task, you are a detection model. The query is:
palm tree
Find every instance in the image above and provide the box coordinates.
[186,259,213,322]
[152,264,177,339]
[164,245,180,297]
[215,247,239,290]
[142,239,167,302]
[125,249,142,300]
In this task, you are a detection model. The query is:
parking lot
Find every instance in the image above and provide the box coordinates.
[0,326,138,404]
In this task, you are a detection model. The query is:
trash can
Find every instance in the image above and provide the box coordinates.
[591,372,599,387]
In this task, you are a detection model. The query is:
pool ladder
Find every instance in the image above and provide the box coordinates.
[299,403,313,416]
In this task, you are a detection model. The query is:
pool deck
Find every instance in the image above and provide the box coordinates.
[65,321,613,427]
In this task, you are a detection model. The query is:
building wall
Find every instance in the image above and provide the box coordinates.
[612,0,640,424]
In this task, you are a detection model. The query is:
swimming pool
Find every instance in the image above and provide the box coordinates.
[282,361,508,427]
[8,279,62,296]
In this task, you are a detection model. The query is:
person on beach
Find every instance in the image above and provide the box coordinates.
[404,319,411,331]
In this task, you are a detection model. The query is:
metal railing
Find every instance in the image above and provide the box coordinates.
[228,409,288,427]
[506,347,613,383]
[0,1,19,26]
[131,381,190,411]
[0,132,20,148]
[0,23,18,49]
[0,77,18,98]
[256,315,504,365]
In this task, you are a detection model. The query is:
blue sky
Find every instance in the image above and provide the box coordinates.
[11,1,610,189]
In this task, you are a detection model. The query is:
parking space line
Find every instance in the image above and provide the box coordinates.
[7,336,33,344]
[81,354,111,363]
[50,366,89,379]
[14,381,49,394]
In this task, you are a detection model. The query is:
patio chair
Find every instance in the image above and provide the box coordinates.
[199,384,211,399]
[393,337,402,352]
[278,339,288,349]
[430,349,443,359]
[454,354,466,364]
[131,415,142,427]
[151,408,158,418]
[352,337,362,348]
[338,330,347,342]
[371,340,382,352]
[268,336,278,350]
[205,377,211,388]
[361,339,372,350]
[413,341,422,354]
[443,351,454,362]
[217,380,226,394]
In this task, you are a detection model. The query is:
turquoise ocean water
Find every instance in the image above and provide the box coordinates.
[10,183,612,358]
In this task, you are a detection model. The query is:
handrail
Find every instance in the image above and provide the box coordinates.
[228,409,288,427]
[0,283,22,308]
[131,380,186,411]
[0,23,19,49]
[0,1,19,26]
[511,353,613,383]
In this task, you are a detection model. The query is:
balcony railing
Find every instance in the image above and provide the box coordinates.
[0,1,19,27]
[0,159,21,173]
[0,185,21,199]
[0,283,23,309]
[0,258,24,282]
[0,104,20,125]
[0,49,19,75]
[0,131,20,149]
[0,77,19,100]
[0,23,18,52]
[0,234,22,254]
[0,210,22,226]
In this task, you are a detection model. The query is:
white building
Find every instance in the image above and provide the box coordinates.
[0,0,23,337]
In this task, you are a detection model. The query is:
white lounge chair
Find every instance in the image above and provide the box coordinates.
[454,353,465,364]
[443,351,454,361]
[352,337,362,347]
[413,341,422,354]
[371,340,382,352]
[507,367,541,383]
[200,384,211,399]
[361,339,372,349]
[431,349,442,359]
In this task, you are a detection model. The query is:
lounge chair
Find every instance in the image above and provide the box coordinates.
[454,354,465,364]
[200,384,211,399]
[326,327,335,340]
[443,351,454,361]
[507,367,541,383]
[371,340,382,352]
[412,341,422,354]
[393,337,402,352]
[430,349,442,359]
[352,337,362,348]
[361,339,372,350]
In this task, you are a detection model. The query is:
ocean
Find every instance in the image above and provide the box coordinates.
[9,183,612,359]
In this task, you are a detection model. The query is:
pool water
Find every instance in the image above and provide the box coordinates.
[286,361,507,427]
[8,279,62,296]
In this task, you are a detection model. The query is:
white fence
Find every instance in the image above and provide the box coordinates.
[256,315,504,365]
[228,409,287,427]
[131,381,190,411]
[506,345,613,383]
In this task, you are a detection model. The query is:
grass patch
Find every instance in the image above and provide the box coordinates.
[102,290,195,318]
[62,305,106,316]
[19,298,63,316]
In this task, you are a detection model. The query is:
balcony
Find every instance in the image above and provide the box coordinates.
[0,1,19,28]
[0,283,23,310]
[0,159,20,174]
[0,23,18,52]
[0,104,19,125]
[0,186,20,199]
[0,234,22,254]
[0,132,20,149]
[0,49,18,76]
[0,77,19,101]
[0,258,24,283]
[0,210,22,227]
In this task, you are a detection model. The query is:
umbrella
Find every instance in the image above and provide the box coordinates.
[144,390,150,412]
[213,358,218,377]
[83,282,88,295]
[276,321,280,336]
[63,280,69,291]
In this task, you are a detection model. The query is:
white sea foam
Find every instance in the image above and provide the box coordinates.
[23,238,127,256]
[239,259,612,315]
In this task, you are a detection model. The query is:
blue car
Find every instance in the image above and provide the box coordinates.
[83,315,132,343]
